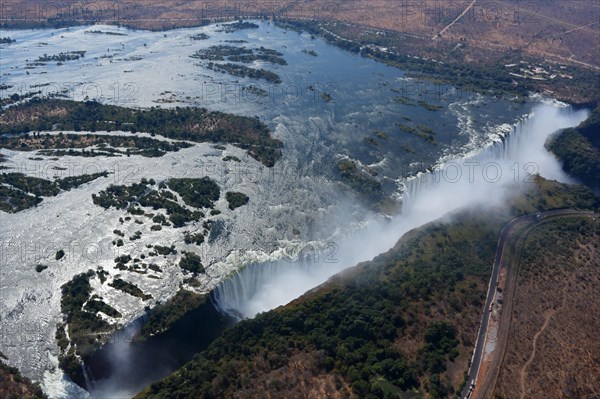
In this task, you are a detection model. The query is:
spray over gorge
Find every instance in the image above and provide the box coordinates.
[213,104,589,319]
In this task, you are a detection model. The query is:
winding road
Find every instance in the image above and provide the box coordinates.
[461,209,599,399]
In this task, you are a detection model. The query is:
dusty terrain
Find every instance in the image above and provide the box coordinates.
[2,1,599,68]
[493,216,600,399]
[0,353,46,399]
[293,0,600,68]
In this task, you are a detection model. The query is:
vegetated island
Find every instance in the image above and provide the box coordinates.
[84,30,127,36]
[225,191,249,210]
[216,20,259,33]
[396,123,437,144]
[205,62,282,84]
[0,132,193,158]
[0,172,109,212]
[191,45,287,65]
[0,98,282,166]
[36,51,86,62]
[189,33,209,40]
[92,177,219,228]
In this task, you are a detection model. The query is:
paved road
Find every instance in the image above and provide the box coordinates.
[461,209,598,399]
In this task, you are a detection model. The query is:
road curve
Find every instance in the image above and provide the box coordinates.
[461,209,598,399]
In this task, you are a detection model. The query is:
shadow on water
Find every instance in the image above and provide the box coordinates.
[83,296,235,398]
[80,253,339,397]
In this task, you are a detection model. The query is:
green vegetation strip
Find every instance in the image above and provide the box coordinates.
[337,159,383,203]
[205,62,282,84]
[1,132,192,158]
[109,278,152,301]
[0,172,108,213]
[548,107,600,191]
[0,99,282,166]
[191,45,286,65]
[92,177,219,228]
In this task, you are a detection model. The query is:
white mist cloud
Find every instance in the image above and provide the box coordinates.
[215,103,589,319]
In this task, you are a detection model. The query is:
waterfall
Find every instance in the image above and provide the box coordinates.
[213,255,347,319]
[401,105,587,212]
[401,114,530,209]
[213,103,589,320]
[81,363,95,393]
